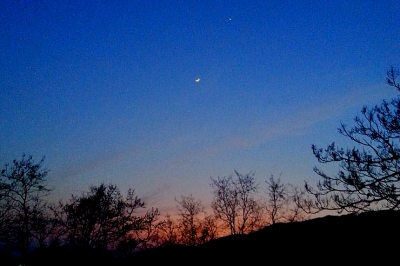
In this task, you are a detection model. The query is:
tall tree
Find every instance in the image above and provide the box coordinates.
[0,154,51,262]
[59,183,144,253]
[264,176,306,223]
[286,185,308,222]
[305,66,400,213]
[199,215,219,244]
[131,207,164,250]
[264,174,288,225]
[210,171,261,235]
[175,194,204,246]
[157,214,179,247]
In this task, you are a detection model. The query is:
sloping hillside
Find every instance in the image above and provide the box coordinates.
[125,210,400,265]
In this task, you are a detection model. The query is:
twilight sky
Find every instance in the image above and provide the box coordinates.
[1,0,399,213]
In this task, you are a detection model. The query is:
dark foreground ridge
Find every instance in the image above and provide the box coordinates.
[124,210,400,265]
[7,210,398,266]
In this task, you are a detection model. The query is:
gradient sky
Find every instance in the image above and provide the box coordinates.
[1,0,399,214]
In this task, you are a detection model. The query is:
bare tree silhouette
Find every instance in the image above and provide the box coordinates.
[210,171,262,234]
[305,66,400,213]
[0,154,51,263]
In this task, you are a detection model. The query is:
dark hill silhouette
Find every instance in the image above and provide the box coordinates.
[124,210,400,265]
[23,210,399,265]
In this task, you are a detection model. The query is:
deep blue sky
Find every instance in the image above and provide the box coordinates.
[1,0,399,213]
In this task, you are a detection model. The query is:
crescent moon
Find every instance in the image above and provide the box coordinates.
[195,78,200,82]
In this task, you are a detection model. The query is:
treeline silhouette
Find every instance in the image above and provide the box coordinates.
[3,206,398,265]
[0,155,308,266]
